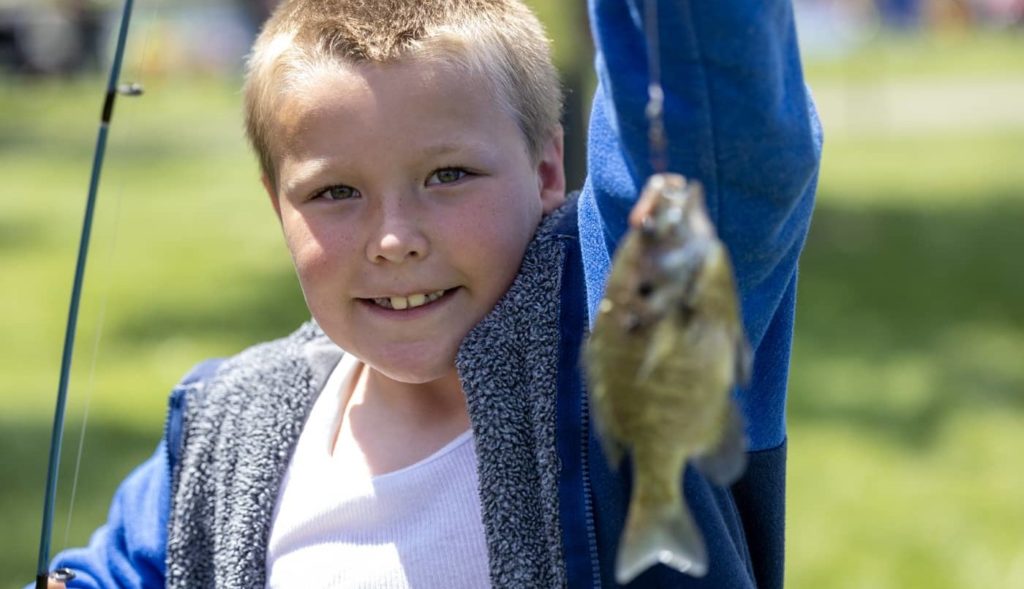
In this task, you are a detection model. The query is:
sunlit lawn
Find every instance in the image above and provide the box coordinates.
[791,31,1024,588]
[1,31,1022,588]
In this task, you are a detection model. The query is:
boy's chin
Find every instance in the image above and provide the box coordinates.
[319,326,465,387]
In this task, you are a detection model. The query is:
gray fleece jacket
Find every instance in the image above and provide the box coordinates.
[165,204,574,588]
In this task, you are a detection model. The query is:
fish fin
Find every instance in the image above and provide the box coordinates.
[616,493,708,583]
[586,374,626,468]
[693,403,748,486]
[592,397,626,468]
[637,321,675,380]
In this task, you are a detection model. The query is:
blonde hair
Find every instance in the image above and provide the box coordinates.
[244,0,564,185]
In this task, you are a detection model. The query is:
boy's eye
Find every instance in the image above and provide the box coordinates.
[314,185,360,201]
[427,168,468,186]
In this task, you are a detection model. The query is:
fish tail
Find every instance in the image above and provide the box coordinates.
[616,492,708,583]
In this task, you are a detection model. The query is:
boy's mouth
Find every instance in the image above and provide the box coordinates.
[370,289,449,310]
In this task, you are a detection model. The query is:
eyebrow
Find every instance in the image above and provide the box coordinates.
[281,158,335,197]
[420,141,492,158]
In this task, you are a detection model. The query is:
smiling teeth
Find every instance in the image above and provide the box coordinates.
[374,290,446,310]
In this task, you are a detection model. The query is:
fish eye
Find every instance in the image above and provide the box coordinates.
[636,281,654,298]
[640,219,658,240]
[679,302,696,323]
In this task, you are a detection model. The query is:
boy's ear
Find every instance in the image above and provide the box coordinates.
[262,174,283,221]
[537,126,566,214]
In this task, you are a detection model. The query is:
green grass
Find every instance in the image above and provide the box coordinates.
[788,32,1024,589]
[2,31,1023,588]
[788,156,1024,587]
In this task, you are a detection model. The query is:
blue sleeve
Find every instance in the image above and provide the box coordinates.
[36,359,218,588]
[579,0,822,450]
[43,443,170,589]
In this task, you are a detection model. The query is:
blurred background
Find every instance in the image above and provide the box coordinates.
[1,0,1022,587]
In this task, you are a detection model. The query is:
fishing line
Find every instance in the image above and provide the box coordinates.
[643,0,668,173]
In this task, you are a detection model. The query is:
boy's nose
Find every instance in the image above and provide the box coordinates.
[366,200,430,264]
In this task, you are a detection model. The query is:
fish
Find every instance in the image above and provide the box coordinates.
[584,173,752,584]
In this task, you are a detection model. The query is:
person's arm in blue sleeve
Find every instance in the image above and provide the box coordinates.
[32,442,170,588]
[32,361,216,588]
[579,0,822,451]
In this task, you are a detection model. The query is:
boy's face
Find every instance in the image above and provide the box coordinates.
[265,59,565,385]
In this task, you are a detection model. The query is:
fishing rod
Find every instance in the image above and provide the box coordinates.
[34,1,142,587]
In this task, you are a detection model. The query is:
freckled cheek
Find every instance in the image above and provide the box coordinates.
[462,192,538,240]
[284,224,358,295]
[449,204,537,286]
[449,216,512,258]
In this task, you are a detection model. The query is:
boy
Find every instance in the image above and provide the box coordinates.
[42,0,820,587]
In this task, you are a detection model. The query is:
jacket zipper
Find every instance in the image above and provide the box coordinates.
[164,387,185,473]
[579,387,603,588]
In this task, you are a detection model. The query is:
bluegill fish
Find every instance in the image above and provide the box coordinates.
[584,173,751,583]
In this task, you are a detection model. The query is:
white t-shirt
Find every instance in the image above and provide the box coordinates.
[266,354,491,588]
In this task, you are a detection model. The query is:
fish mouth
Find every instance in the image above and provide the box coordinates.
[366,288,451,311]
